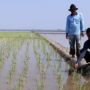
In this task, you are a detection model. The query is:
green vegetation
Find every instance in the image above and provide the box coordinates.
[14,41,30,90]
[0,32,89,90]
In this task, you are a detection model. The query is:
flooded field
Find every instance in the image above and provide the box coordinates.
[0,32,90,90]
[42,33,87,48]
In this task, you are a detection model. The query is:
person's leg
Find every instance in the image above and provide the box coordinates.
[76,35,81,57]
[77,52,90,74]
[78,54,90,75]
[69,35,75,57]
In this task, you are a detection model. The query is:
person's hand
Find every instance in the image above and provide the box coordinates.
[74,63,80,69]
[81,32,84,37]
[66,33,69,39]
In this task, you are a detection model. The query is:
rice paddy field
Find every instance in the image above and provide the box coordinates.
[0,32,90,90]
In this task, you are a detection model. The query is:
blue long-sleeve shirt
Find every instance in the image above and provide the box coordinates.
[66,13,84,35]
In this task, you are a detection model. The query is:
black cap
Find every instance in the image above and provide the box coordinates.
[69,4,78,11]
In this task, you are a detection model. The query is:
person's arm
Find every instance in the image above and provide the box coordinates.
[80,13,85,36]
[75,50,87,69]
[76,50,87,64]
[75,42,88,68]
[77,42,88,63]
[66,16,69,39]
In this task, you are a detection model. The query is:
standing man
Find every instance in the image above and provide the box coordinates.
[66,4,84,58]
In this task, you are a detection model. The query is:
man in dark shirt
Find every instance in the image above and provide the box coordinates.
[75,28,90,69]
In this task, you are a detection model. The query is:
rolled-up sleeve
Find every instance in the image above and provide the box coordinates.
[66,16,69,34]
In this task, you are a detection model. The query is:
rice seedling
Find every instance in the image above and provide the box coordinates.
[36,63,47,90]
[7,52,17,82]
[0,38,16,71]
[6,38,25,84]
[33,39,38,56]
[42,40,47,55]
[0,32,89,90]
[57,71,63,89]
[80,80,90,90]
[14,41,30,90]
[72,70,84,90]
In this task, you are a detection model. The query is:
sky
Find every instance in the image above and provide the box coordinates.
[0,0,90,30]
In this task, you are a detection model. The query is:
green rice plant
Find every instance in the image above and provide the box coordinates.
[37,39,40,49]
[36,54,44,71]
[0,38,15,71]
[46,52,50,63]
[8,52,17,82]
[0,32,29,73]
[80,80,90,90]
[42,40,47,55]
[54,59,63,90]
[33,39,38,56]
[72,71,83,90]
[57,71,62,89]
[0,56,5,71]
[36,64,47,90]
[14,41,30,90]
[7,39,25,83]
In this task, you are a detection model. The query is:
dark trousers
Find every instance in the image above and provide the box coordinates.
[69,35,81,57]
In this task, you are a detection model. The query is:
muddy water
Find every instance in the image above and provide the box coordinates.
[0,34,90,90]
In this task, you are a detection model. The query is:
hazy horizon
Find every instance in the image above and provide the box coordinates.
[0,29,64,31]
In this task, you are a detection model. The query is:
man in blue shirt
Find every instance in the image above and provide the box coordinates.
[66,4,84,58]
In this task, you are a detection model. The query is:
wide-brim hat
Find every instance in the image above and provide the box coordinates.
[68,4,78,11]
